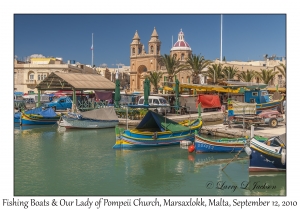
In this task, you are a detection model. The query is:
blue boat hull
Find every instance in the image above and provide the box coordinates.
[113,131,195,149]
[21,118,58,125]
[14,117,20,123]
[249,147,286,172]
[256,101,282,114]
[194,135,246,153]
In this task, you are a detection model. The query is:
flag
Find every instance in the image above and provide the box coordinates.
[91,44,93,50]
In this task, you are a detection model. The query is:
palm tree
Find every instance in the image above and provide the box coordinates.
[146,71,163,94]
[237,69,256,82]
[185,54,211,84]
[275,63,286,78]
[255,69,278,85]
[222,66,239,80]
[158,54,184,83]
[205,63,224,84]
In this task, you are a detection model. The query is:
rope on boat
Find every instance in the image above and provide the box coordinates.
[222,147,245,171]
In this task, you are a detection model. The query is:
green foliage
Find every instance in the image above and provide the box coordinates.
[205,63,224,84]
[146,71,163,93]
[185,54,211,84]
[158,54,185,82]
[255,69,278,85]
[275,63,286,78]
[223,66,239,80]
[237,69,256,82]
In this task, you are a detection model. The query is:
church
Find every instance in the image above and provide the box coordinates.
[129,28,192,92]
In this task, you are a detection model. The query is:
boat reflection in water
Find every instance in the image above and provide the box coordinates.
[246,172,286,196]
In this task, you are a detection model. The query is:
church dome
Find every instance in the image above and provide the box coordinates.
[171,29,191,51]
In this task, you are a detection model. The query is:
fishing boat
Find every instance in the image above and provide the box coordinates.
[20,107,61,125]
[244,89,284,114]
[14,107,43,123]
[112,107,202,149]
[58,107,119,129]
[194,133,267,153]
[249,136,286,172]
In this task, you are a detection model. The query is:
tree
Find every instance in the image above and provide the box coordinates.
[222,66,239,80]
[185,54,211,84]
[255,69,278,85]
[237,69,256,82]
[205,63,224,84]
[275,63,286,78]
[146,71,163,94]
[223,56,226,62]
[158,54,184,83]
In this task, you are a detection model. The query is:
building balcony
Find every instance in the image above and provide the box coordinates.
[22,80,37,85]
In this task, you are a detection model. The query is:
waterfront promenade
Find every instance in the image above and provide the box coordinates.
[118,111,286,139]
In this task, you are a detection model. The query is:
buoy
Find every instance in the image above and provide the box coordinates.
[188,145,195,153]
[244,146,252,156]
[281,148,286,165]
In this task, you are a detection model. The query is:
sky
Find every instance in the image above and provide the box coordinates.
[14,14,286,68]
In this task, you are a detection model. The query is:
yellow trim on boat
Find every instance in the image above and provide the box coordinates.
[250,145,281,158]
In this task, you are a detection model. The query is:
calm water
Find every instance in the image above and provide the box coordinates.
[14,124,286,196]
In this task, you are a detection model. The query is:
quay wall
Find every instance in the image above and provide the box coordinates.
[118,112,224,126]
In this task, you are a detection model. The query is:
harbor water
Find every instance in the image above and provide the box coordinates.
[14,124,286,196]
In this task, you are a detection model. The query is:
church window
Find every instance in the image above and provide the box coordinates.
[151,46,153,54]
[157,46,160,54]
[132,48,135,55]
[181,53,184,61]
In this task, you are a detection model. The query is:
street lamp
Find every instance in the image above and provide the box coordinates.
[214,70,215,84]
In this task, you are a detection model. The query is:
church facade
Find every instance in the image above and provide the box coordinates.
[129,28,192,92]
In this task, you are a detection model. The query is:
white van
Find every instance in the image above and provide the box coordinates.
[138,96,170,115]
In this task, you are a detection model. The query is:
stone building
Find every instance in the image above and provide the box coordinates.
[14,57,96,94]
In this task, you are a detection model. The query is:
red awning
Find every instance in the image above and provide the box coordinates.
[196,94,221,109]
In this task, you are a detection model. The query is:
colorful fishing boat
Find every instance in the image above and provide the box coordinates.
[244,89,283,114]
[194,133,267,153]
[20,108,61,125]
[249,136,286,172]
[58,107,119,129]
[113,109,202,149]
[14,107,43,123]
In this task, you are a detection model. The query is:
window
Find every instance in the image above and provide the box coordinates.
[159,98,168,104]
[139,99,144,104]
[181,53,184,60]
[29,73,34,80]
[60,99,65,103]
[151,46,153,54]
[261,91,268,96]
[252,92,258,96]
[38,75,41,81]
[157,46,160,54]
[153,99,159,105]
[132,48,135,55]
[148,99,153,104]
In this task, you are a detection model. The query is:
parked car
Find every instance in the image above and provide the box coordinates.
[25,98,35,104]
[138,96,170,115]
[44,96,73,111]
